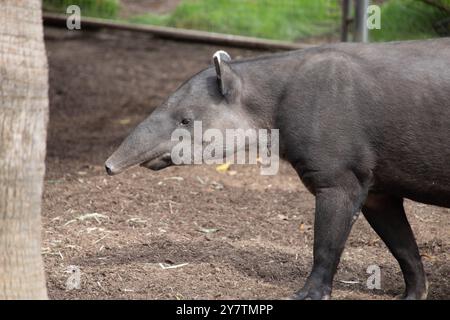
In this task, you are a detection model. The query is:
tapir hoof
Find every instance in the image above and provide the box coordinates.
[291,289,331,300]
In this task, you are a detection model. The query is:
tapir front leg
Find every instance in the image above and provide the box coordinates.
[293,170,370,300]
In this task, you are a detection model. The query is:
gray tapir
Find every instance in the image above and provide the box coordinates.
[105,38,450,300]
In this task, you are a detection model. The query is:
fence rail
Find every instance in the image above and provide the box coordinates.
[43,13,314,51]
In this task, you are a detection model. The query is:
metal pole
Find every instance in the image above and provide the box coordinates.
[341,0,352,42]
[354,0,369,42]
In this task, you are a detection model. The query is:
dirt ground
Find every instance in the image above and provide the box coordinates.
[42,26,449,300]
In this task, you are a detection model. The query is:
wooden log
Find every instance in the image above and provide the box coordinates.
[43,13,314,51]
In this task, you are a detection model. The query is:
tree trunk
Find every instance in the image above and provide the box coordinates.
[0,0,48,299]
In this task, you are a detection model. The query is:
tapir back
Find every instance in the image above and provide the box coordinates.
[293,39,450,207]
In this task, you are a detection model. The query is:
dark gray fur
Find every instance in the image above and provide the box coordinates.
[106,38,450,299]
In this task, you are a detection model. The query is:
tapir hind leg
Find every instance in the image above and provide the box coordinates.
[362,193,428,299]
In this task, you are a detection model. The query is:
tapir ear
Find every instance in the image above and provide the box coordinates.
[212,50,241,100]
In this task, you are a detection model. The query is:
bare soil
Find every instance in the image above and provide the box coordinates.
[43,26,449,300]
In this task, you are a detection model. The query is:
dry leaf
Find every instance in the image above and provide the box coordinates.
[216,163,231,173]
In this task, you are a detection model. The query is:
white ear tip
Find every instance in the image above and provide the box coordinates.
[213,50,231,63]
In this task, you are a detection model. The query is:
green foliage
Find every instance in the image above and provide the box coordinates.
[129,0,340,41]
[43,0,119,19]
[42,0,450,43]
[371,0,449,41]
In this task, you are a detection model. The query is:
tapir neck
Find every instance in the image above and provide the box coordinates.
[232,52,303,130]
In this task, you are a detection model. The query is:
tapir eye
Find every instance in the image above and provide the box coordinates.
[181,118,191,125]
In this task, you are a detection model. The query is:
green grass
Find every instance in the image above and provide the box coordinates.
[43,0,119,19]
[371,0,449,41]
[42,0,449,43]
[129,0,340,41]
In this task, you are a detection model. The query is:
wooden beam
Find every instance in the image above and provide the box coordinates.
[43,13,313,51]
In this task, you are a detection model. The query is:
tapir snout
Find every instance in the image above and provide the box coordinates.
[105,117,175,175]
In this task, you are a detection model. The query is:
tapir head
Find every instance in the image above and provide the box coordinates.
[105,51,252,175]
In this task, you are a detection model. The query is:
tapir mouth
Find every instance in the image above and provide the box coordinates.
[139,153,172,171]
[105,146,172,176]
